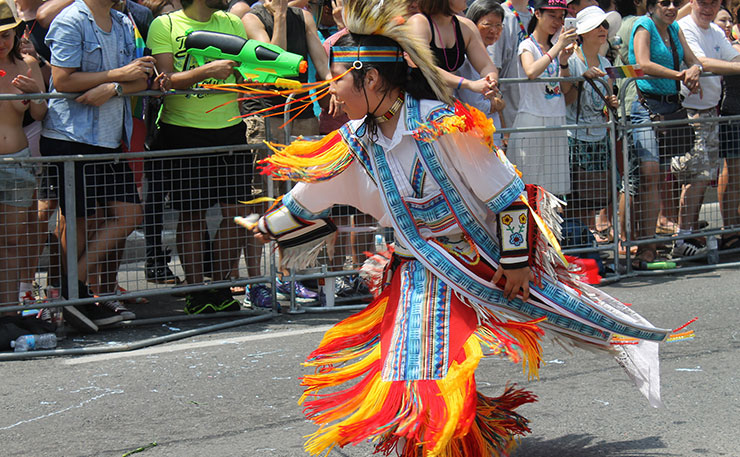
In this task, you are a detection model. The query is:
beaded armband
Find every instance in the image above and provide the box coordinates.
[496,200,530,270]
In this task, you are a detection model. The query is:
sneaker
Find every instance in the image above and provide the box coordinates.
[145,260,180,284]
[334,277,356,298]
[215,288,241,312]
[671,239,707,258]
[247,284,273,309]
[63,305,99,333]
[184,289,241,314]
[185,291,216,314]
[99,299,136,320]
[275,279,319,303]
[80,303,123,327]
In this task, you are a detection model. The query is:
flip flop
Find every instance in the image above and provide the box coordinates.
[631,246,657,270]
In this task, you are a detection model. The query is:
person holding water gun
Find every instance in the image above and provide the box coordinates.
[145,0,254,314]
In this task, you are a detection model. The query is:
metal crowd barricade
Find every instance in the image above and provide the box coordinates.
[498,76,622,282]
[617,77,740,276]
[4,73,740,359]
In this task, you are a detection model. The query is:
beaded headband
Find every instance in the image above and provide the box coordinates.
[330,46,404,69]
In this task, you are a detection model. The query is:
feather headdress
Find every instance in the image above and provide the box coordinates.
[342,0,454,105]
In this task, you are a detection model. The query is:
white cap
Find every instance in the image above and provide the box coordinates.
[576,5,608,35]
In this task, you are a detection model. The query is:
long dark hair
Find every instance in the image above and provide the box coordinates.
[417,0,454,16]
[334,33,433,105]
[7,23,23,62]
[527,8,559,45]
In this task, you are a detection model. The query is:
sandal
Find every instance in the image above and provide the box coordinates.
[720,233,740,251]
[631,245,657,270]
[619,240,638,256]
[592,227,613,243]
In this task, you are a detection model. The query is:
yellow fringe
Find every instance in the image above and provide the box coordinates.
[262,130,353,182]
[428,336,484,456]
[311,296,388,353]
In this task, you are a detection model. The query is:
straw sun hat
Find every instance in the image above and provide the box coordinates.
[0,0,22,33]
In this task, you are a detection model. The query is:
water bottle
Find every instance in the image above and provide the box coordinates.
[707,236,719,264]
[10,333,57,352]
[374,234,386,252]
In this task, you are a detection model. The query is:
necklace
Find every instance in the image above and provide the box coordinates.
[375,92,405,123]
[529,36,558,77]
[431,17,461,71]
[578,46,606,112]
[503,0,534,43]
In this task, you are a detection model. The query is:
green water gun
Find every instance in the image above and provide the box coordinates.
[184,30,307,89]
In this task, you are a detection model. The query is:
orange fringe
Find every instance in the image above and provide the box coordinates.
[299,290,544,456]
[258,129,353,182]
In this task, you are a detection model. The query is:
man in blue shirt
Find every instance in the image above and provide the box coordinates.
[41,0,163,332]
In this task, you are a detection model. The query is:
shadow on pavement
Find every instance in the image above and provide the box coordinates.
[516,434,678,456]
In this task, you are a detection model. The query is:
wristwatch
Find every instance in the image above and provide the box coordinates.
[112,82,123,96]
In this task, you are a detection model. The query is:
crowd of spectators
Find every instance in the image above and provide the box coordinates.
[3,0,740,336]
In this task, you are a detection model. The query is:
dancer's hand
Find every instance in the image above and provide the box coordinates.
[252,227,271,244]
[492,266,533,301]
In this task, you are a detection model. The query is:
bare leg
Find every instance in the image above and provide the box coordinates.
[85,202,142,295]
[636,161,661,242]
[57,211,88,294]
[678,180,710,232]
[718,158,740,228]
[213,204,247,281]
[177,209,208,285]
[0,203,30,312]
[19,195,43,288]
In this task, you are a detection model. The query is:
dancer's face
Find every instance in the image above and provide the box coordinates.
[329,62,369,120]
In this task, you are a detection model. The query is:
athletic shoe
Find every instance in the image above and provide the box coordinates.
[80,303,124,327]
[185,291,216,314]
[20,291,56,325]
[63,305,99,333]
[334,276,356,298]
[247,284,273,309]
[185,289,241,314]
[145,260,180,284]
[99,299,136,320]
[215,288,241,312]
[671,239,707,258]
[275,279,319,303]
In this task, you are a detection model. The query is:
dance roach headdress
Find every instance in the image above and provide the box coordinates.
[339,0,454,105]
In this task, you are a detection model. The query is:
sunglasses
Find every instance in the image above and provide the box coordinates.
[657,0,681,7]
[600,20,610,30]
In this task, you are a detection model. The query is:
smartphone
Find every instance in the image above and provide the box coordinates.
[564,17,577,31]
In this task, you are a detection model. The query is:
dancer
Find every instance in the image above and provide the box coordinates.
[245,0,692,455]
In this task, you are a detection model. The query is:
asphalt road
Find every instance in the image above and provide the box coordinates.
[1,268,738,457]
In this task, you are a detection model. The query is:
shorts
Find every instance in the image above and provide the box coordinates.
[154,122,253,212]
[719,115,740,158]
[0,148,37,208]
[630,98,683,165]
[670,107,719,182]
[39,137,141,217]
[568,136,610,172]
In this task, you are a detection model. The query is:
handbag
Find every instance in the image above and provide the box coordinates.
[638,32,695,160]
